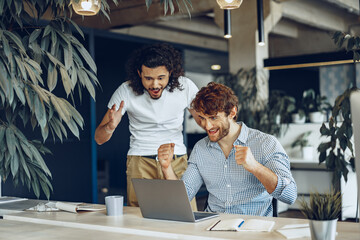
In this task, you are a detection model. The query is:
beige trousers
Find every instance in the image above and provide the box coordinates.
[126,154,197,211]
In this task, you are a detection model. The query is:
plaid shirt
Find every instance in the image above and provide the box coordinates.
[182,122,297,216]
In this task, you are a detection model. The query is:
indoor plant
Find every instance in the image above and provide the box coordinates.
[291,131,313,160]
[317,31,359,186]
[290,102,306,124]
[302,89,331,123]
[268,90,296,125]
[299,190,341,240]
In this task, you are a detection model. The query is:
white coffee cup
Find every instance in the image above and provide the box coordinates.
[105,195,123,216]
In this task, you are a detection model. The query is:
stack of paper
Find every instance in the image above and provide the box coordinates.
[276,224,311,239]
[207,218,275,232]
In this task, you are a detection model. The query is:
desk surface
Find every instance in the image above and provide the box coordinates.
[3,206,360,240]
[0,219,162,240]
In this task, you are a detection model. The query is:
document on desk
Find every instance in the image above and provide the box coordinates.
[207,218,275,232]
[27,202,105,213]
[275,224,310,239]
[55,202,106,213]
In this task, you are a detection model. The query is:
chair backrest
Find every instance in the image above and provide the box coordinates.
[272,198,278,217]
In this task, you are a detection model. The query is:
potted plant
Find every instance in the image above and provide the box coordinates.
[291,131,313,160]
[290,101,306,124]
[299,190,341,240]
[268,90,296,125]
[302,89,331,123]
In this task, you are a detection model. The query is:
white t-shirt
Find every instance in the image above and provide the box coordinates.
[107,76,199,155]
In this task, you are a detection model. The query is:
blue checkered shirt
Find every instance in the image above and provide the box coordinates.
[182,122,297,216]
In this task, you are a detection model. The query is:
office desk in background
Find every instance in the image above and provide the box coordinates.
[2,206,360,240]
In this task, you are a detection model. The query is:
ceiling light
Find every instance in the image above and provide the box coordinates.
[211,65,222,70]
[71,0,101,16]
[224,10,232,39]
[257,0,265,46]
[216,0,243,10]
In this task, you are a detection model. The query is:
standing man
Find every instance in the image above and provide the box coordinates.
[158,82,297,216]
[95,43,199,208]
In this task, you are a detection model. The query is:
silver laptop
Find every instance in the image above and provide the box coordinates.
[350,91,360,213]
[131,178,219,222]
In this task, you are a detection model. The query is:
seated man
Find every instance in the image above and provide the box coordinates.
[158,82,297,217]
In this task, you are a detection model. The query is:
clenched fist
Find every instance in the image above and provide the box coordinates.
[157,143,175,169]
[234,145,257,172]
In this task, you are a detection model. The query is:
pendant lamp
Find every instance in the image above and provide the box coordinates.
[71,0,101,16]
[216,0,243,10]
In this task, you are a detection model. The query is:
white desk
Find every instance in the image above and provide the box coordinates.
[3,206,360,240]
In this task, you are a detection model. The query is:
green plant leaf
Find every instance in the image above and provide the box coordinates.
[13,80,26,105]
[5,127,16,156]
[3,30,26,53]
[10,150,20,177]
[34,94,47,129]
[29,29,42,43]
[50,95,69,123]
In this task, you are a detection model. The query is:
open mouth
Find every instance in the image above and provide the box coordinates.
[149,88,162,96]
[208,129,218,136]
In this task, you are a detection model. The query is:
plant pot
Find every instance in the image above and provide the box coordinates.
[309,112,325,123]
[302,146,314,160]
[309,219,337,240]
[275,114,281,125]
[291,113,306,124]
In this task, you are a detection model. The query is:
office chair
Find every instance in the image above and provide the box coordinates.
[272,198,278,217]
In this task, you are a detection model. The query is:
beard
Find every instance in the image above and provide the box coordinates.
[208,119,230,142]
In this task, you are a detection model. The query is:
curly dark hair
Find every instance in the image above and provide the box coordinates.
[191,82,239,120]
[126,43,184,95]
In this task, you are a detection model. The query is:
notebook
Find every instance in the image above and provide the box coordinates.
[131,178,219,222]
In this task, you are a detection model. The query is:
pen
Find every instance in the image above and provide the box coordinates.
[238,221,244,228]
[209,220,221,231]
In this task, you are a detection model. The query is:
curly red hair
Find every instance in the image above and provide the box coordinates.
[191,82,238,120]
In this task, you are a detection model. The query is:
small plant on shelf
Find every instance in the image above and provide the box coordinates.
[291,131,312,148]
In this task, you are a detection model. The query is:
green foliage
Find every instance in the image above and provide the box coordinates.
[299,190,342,220]
[291,131,311,148]
[317,88,358,183]
[332,31,360,63]
[322,31,360,184]
[268,90,296,124]
[302,89,331,114]
[145,0,192,16]
[215,68,284,137]
[0,0,118,199]
[0,0,182,199]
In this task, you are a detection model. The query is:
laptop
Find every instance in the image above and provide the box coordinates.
[131,178,219,222]
[350,91,360,213]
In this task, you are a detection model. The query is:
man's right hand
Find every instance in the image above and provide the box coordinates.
[157,143,178,180]
[157,143,175,169]
[106,101,124,131]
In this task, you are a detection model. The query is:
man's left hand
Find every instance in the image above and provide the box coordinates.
[234,145,258,172]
